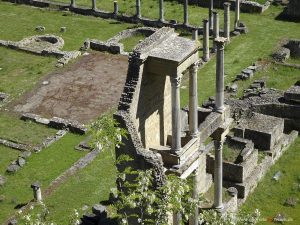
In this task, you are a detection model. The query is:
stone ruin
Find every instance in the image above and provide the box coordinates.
[0,34,81,67]
[286,0,300,20]
[114,25,299,224]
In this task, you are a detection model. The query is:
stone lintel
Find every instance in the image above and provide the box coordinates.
[211,118,233,141]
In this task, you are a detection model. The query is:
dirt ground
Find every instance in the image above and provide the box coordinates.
[14,52,128,123]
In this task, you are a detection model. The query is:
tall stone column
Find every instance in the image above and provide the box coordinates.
[70,0,75,8]
[215,37,226,113]
[92,0,96,11]
[183,0,188,25]
[224,2,231,42]
[189,63,199,137]
[171,74,182,152]
[235,0,240,29]
[136,0,141,19]
[209,0,214,31]
[213,138,225,210]
[212,11,219,53]
[159,0,164,22]
[203,19,209,62]
[189,169,201,225]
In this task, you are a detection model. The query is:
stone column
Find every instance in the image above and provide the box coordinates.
[70,0,75,8]
[189,63,199,137]
[235,0,240,29]
[173,212,182,225]
[114,1,118,16]
[192,29,198,41]
[159,0,164,22]
[171,74,182,152]
[31,183,42,202]
[183,0,188,25]
[136,0,141,19]
[189,169,200,225]
[224,2,231,42]
[209,0,214,31]
[213,138,225,210]
[92,0,96,11]
[215,37,226,113]
[203,19,209,62]
[212,11,219,53]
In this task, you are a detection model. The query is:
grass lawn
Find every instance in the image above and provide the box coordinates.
[120,33,147,52]
[287,57,300,65]
[0,146,20,175]
[18,148,116,224]
[0,112,57,146]
[223,143,241,163]
[0,133,86,223]
[241,137,300,225]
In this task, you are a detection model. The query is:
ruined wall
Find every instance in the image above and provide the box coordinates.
[287,0,300,19]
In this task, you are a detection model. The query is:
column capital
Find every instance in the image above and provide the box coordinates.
[203,18,209,24]
[171,74,182,88]
[190,62,198,73]
[214,37,227,49]
[224,2,231,7]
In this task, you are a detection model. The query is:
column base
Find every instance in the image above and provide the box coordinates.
[215,106,225,114]
[213,204,224,212]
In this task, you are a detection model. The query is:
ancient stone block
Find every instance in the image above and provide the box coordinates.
[284,85,300,102]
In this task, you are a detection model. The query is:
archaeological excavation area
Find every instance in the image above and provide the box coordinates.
[0,0,299,224]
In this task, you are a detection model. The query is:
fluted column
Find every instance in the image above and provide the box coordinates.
[136,0,141,19]
[224,2,231,42]
[212,11,219,53]
[213,138,225,210]
[189,63,199,137]
[235,0,240,29]
[183,0,188,25]
[92,0,96,11]
[159,0,164,22]
[171,74,182,152]
[215,37,226,113]
[209,0,214,31]
[203,19,209,62]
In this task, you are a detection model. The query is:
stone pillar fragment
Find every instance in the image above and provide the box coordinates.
[136,0,141,19]
[159,0,164,22]
[192,29,198,41]
[70,0,75,8]
[171,74,182,152]
[215,37,226,113]
[183,0,188,25]
[212,11,219,53]
[31,183,42,202]
[213,139,224,210]
[224,2,231,42]
[209,0,214,31]
[114,1,118,16]
[235,0,240,29]
[203,19,210,62]
[189,63,199,137]
[92,0,96,11]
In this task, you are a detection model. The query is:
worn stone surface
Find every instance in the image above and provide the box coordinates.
[7,164,21,173]
[284,85,300,102]
[273,47,290,62]
[17,157,26,167]
[0,175,6,186]
[287,0,300,19]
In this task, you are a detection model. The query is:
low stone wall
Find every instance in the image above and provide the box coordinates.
[287,0,300,20]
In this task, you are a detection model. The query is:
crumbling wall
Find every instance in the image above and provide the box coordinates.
[287,0,300,19]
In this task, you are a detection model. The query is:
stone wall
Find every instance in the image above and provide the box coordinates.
[287,0,300,19]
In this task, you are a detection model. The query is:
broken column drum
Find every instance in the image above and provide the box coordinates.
[224,2,231,42]
[235,0,240,29]
[92,0,96,10]
[171,74,182,152]
[31,183,42,202]
[159,0,164,22]
[203,19,210,62]
[114,1,118,16]
[136,0,141,18]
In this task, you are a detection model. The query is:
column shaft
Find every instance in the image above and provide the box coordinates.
[215,38,225,113]
[235,0,240,29]
[159,0,164,22]
[224,2,231,42]
[189,170,200,225]
[212,11,219,53]
[189,64,198,137]
[70,0,75,8]
[114,1,118,16]
[203,19,209,62]
[171,75,182,152]
[192,29,198,41]
[136,0,141,18]
[214,139,224,209]
[92,0,96,10]
[209,0,214,30]
[184,0,188,25]
[173,212,182,225]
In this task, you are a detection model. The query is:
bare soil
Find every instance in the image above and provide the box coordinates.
[14,52,128,123]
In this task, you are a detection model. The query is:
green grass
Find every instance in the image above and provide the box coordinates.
[120,33,146,52]
[0,146,20,174]
[0,133,86,223]
[19,148,116,224]
[0,112,57,146]
[241,137,300,225]
[287,57,300,65]
[223,143,241,163]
